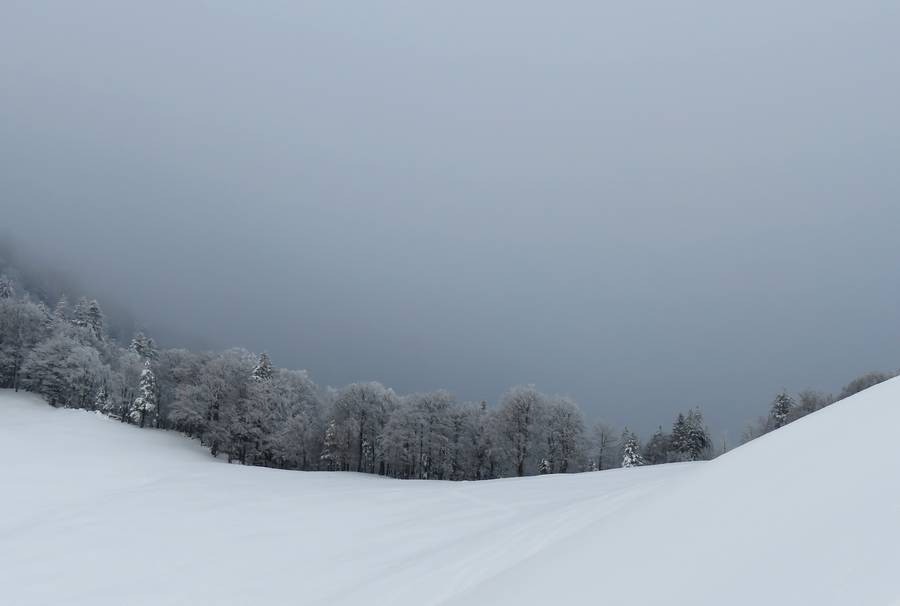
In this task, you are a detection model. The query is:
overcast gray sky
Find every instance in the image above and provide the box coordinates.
[2,1,899,438]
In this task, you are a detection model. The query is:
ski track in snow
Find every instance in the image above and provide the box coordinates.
[1,384,899,605]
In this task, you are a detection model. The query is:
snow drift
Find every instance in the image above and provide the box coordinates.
[1,380,898,605]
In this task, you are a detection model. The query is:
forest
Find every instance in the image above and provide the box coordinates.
[0,268,892,480]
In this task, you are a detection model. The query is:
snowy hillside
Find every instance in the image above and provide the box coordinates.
[1,383,899,605]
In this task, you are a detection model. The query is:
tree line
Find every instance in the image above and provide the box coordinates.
[3,270,891,479]
[741,369,897,444]
[0,273,723,479]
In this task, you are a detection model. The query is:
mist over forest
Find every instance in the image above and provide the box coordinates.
[3,2,900,439]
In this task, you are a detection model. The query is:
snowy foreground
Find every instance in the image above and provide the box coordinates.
[1,385,899,605]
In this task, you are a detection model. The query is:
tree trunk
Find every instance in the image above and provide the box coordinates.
[356,413,366,473]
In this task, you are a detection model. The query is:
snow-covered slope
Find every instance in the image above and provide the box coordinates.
[0,390,690,605]
[1,382,898,605]
[454,379,900,606]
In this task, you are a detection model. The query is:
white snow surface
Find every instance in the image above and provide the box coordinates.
[1,382,899,605]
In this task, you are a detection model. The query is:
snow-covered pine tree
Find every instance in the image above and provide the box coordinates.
[684,408,711,461]
[621,429,644,468]
[72,297,91,329]
[251,352,273,382]
[770,391,794,429]
[0,275,14,299]
[131,360,158,428]
[94,383,111,412]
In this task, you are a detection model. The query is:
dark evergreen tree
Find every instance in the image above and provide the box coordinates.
[769,391,794,429]
[642,426,671,465]
[671,413,689,456]
[86,300,104,340]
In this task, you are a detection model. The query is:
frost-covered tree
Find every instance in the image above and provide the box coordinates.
[441,401,497,481]
[94,382,112,412]
[254,374,321,470]
[131,360,158,428]
[407,390,454,479]
[53,296,70,323]
[109,350,145,422]
[72,297,91,329]
[328,382,397,474]
[591,421,619,470]
[320,419,339,470]
[474,402,501,480]
[251,352,273,382]
[544,396,585,473]
[621,430,644,468]
[787,390,832,423]
[129,331,158,361]
[0,275,14,299]
[0,297,50,390]
[381,404,416,478]
[238,368,320,468]
[169,349,254,457]
[224,396,258,464]
[497,385,547,477]
[20,333,107,408]
[838,371,895,401]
